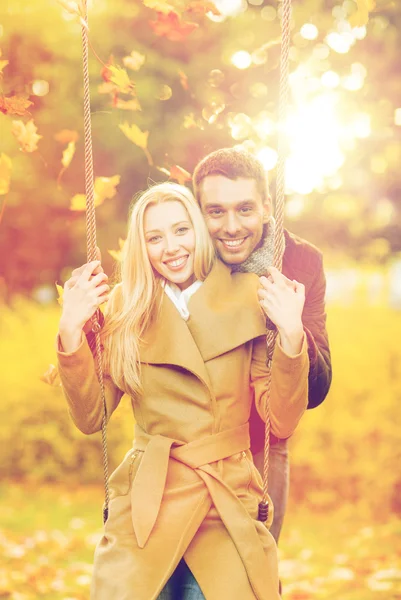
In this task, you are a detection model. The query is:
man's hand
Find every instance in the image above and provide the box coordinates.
[258,267,305,355]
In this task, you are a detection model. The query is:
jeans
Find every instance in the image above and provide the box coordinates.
[157,559,206,600]
[252,437,289,544]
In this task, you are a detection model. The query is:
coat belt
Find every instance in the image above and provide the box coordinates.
[130,423,270,599]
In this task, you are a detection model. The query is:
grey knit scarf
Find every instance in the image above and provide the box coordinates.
[231,217,277,277]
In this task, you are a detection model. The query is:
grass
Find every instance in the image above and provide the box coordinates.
[1,483,401,599]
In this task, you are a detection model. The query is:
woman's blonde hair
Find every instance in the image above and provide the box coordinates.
[101,182,215,397]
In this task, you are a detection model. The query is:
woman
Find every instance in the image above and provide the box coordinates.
[57,182,308,600]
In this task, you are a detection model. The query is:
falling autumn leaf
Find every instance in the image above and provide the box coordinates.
[55,283,64,306]
[0,95,33,117]
[185,1,220,16]
[40,364,60,387]
[169,164,192,184]
[108,238,126,262]
[11,119,42,153]
[349,0,376,27]
[183,113,197,129]
[115,97,142,111]
[119,122,153,165]
[57,141,77,186]
[0,49,9,75]
[70,175,121,211]
[123,51,146,72]
[54,129,79,144]
[149,12,198,42]
[0,153,12,196]
[61,141,76,169]
[178,70,189,91]
[108,65,135,95]
[142,0,179,13]
[101,55,114,83]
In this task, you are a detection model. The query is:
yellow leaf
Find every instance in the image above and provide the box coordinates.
[349,0,376,27]
[183,113,197,129]
[40,364,60,387]
[143,0,179,13]
[94,175,121,203]
[119,122,149,149]
[0,153,12,195]
[70,175,120,211]
[108,249,123,262]
[123,51,146,72]
[0,58,9,75]
[55,283,64,306]
[108,65,134,94]
[62,141,76,168]
[70,193,86,211]
[115,97,142,111]
[11,119,42,153]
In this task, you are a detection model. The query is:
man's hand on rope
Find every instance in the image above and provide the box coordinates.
[258,267,305,356]
[60,249,110,334]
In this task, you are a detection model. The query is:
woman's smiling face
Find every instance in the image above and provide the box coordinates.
[144,200,196,290]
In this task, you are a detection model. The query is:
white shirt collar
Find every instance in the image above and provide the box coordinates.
[163,279,203,320]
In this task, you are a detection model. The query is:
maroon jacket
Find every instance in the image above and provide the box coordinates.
[250,229,332,454]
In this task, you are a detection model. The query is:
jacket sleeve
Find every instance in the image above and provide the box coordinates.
[250,334,309,439]
[303,252,332,409]
[56,333,124,435]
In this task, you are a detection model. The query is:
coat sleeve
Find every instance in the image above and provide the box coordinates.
[302,251,332,409]
[56,333,124,435]
[250,334,309,439]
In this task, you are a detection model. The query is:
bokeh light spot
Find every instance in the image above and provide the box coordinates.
[231,51,252,69]
[300,23,319,40]
[32,80,49,96]
[257,147,278,171]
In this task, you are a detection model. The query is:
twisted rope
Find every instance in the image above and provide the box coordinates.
[81,1,110,524]
[258,0,292,522]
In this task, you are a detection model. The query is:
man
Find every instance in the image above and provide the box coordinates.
[193,148,332,544]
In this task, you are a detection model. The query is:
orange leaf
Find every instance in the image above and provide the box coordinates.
[101,55,115,83]
[149,11,198,42]
[40,364,60,387]
[169,164,192,185]
[54,129,79,144]
[178,70,189,91]
[0,95,33,116]
[11,119,42,153]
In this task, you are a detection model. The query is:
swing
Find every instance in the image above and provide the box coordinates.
[78,0,292,525]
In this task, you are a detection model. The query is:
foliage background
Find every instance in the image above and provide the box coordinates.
[1,0,401,598]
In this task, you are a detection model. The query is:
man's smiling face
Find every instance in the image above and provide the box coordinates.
[199,175,271,265]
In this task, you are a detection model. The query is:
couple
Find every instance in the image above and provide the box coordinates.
[57,148,331,599]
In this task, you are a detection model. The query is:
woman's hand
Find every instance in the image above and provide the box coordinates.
[60,258,110,334]
[258,267,305,355]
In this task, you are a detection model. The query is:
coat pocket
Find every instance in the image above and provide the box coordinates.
[108,448,142,500]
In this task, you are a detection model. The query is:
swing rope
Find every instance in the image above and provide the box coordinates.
[80,0,292,525]
[258,0,292,522]
[81,1,110,523]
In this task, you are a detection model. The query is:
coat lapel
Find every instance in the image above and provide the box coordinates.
[139,290,212,389]
[139,261,267,384]
[186,261,267,361]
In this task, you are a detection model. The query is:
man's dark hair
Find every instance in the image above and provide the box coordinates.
[193,148,269,205]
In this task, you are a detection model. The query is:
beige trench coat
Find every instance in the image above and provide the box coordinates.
[57,260,309,600]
